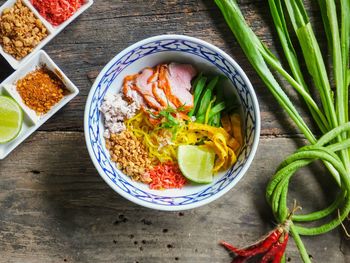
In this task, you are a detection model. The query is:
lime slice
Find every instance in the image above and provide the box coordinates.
[0,96,23,144]
[177,145,215,184]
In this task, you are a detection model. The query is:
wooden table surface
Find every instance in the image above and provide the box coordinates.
[0,1,349,262]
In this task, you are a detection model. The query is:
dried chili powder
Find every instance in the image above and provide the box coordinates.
[31,0,85,26]
[16,68,67,114]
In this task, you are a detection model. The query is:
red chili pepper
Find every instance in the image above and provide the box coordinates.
[261,232,289,263]
[221,227,283,257]
[221,203,300,263]
[272,233,289,263]
[221,220,291,263]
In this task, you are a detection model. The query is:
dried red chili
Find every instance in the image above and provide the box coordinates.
[221,220,290,263]
[31,0,85,26]
[221,203,301,263]
[261,232,288,263]
[221,227,283,257]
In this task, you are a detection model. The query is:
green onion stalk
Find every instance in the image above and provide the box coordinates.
[215,0,350,262]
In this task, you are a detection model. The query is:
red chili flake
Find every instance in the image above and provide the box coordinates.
[148,162,187,190]
[31,0,85,26]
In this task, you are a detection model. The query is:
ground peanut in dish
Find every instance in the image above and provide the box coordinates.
[0,0,48,60]
[106,130,152,183]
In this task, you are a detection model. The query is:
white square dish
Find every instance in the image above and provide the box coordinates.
[0,50,79,159]
[0,0,93,69]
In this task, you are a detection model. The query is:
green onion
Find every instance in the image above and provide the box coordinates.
[340,0,349,127]
[189,76,207,117]
[268,0,329,133]
[208,101,225,127]
[208,102,225,120]
[195,115,205,123]
[206,76,220,91]
[191,72,203,92]
[210,113,221,127]
[196,89,212,117]
[191,74,236,125]
[204,97,216,124]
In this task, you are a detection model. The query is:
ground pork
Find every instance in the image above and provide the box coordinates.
[100,93,139,138]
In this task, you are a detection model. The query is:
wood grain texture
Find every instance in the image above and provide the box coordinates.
[0,0,346,262]
[0,132,348,263]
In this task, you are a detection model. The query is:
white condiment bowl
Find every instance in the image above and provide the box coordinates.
[0,0,93,69]
[0,50,79,159]
[84,35,260,211]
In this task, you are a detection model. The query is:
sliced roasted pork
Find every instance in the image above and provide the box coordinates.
[152,83,168,107]
[123,75,145,108]
[163,63,196,109]
[123,63,196,112]
[134,68,163,110]
[168,63,197,90]
[149,65,167,107]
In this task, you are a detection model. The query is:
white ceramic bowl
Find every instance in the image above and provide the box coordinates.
[0,0,93,69]
[0,50,79,159]
[84,35,260,211]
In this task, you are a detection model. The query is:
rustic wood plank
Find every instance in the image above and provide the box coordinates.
[0,0,324,136]
[0,1,345,262]
[0,131,345,262]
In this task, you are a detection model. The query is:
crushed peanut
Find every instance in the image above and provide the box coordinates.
[106,130,152,183]
[0,0,48,60]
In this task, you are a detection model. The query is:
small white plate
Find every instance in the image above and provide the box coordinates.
[0,0,93,69]
[0,50,79,159]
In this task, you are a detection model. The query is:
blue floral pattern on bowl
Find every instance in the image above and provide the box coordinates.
[85,36,260,210]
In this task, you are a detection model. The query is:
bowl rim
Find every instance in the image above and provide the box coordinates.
[84,34,261,211]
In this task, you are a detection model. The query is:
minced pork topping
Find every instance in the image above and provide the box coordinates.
[99,93,139,138]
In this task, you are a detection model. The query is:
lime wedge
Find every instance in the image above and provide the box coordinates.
[177,145,215,184]
[0,96,23,144]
